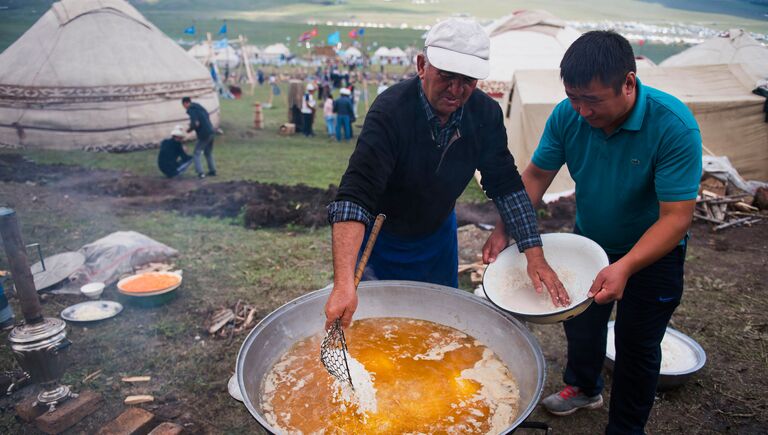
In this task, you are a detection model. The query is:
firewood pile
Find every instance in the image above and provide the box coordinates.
[694,176,767,231]
[207,300,259,338]
[458,261,487,285]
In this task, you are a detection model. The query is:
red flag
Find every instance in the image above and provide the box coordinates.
[348,29,358,39]
[299,28,318,42]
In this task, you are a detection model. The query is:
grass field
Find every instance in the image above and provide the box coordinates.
[0,0,765,53]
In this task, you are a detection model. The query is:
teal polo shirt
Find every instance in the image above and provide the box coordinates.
[532,79,702,254]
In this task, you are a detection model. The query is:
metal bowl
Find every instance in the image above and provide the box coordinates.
[236,280,546,433]
[483,233,609,324]
[604,320,706,390]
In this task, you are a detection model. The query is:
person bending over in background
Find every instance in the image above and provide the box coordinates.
[182,96,216,179]
[157,126,193,178]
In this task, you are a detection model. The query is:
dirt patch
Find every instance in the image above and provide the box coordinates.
[0,153,81,184]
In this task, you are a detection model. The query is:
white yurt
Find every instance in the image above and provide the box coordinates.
[261,43,291,62]
[0,0,219,151]
[660,29,768,84]
[387,46,408,64]
[484,10,581,86]
[342,46,362,60]
[187,42,214,64]
[214,45,241,69]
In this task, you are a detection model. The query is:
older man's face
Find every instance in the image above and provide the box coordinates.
[417,53,477,122]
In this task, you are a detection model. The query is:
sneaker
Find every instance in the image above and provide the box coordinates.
[541,385,603,416]
[198,173,206,179]
[0,316,15,331]
[207,170,217,177]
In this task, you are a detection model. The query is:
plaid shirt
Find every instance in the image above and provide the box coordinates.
[493,190,542,252]
[418,79,463,149]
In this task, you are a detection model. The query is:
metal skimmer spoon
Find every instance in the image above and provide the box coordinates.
[321,214,386,389]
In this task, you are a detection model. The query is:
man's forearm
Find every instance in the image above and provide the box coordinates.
[331,221,366,287]
[615,201,694,275]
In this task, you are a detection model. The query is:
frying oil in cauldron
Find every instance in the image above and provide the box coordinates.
[260,318,520,434]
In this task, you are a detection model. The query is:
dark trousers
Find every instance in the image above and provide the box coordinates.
[563,245,686,435]
[336,115,351,141]
[302,113,314,136]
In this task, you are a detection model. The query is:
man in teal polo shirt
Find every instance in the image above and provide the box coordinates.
[483,31,701,434]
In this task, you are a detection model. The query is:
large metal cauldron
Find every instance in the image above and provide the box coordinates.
[237,280,545,433]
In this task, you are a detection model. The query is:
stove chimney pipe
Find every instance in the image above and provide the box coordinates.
[0,207,42,324]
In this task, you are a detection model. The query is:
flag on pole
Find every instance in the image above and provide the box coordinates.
[184,25,196,35]
[299,28,318,42]
[358,28,365,36]
[348,29,358,39]
[219,21,228,35]
[327,31,340,45]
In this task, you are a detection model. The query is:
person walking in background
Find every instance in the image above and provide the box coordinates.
[157,125,193,178]
[333,87,354,141]
[301,83,317,137]
[182,96,216,179]
[323,92,336,139]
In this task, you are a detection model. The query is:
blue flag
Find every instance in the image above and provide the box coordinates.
[184,25,195,35]
[327,31,340,46]
[214,38,228,49]
[219,22,227,34]
[358,28,365,36]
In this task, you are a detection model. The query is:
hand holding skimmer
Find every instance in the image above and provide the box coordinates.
[321,214,386,389]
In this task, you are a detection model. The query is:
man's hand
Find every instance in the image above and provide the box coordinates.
[482,222,508,264]
[324,283,358,330]
[525,247,570,307]
[587,261,631,304]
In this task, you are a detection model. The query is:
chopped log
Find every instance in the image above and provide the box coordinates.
[733,202,759,213]
[712,203,726,221]
[124,395,154,405]
[121,376,151,383]
[714,217,752,231]
[693,213,724,224]
[83,370,103,383]
[209,310,235,334]
[244,308,257,328]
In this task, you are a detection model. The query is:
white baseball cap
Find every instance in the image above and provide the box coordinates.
[306,83,316,91]
[170,125,185,137]
[424,18,490,80]
[339,87,351,96]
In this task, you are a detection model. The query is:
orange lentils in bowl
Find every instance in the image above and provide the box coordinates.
[119,272,180,294]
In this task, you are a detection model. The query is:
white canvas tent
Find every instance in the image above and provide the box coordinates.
[261,43,291,62]
[214,45,241,69]
[506,64,768,193]
[0,0,219,151]
[660,29,768,84]
[341,46,362,60]
[484,10,581,85]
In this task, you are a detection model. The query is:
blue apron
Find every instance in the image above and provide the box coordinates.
[360,211,458,287]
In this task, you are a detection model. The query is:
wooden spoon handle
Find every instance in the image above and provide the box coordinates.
[353,214,386,289]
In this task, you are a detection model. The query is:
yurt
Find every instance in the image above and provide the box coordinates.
[0,0,219,151]
[660,29,768,84]
[481,10,580,96]
[262,43,291,63]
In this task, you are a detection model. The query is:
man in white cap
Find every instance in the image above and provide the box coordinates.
[157,125,193,178]
[301,83,317,137]
[324,18,569,331]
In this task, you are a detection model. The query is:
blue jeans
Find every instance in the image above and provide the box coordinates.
[336,115,351,141]
[193,135,215,175]
[563,245,686,435]
[325,115,336,136]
